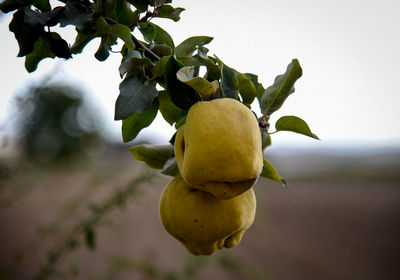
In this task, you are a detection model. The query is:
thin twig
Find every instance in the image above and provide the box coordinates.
[34,171,156,280]
[103,17,160,61]
[131,34,160,61]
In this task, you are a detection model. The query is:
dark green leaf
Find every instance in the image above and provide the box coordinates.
[71,29,96,54]
[259,59,302,116]
[161,158,180,177]
[245,73,260,89]
[60,1,93,30]
[151,22,174,50]
[235,71,257,104]
[94,16,134,51]
[155,5,184,22]
[175,36,213,57]
[25,36,55,72]
[177,66,219,99]
[275,115,319,140]
[115,75,158,120]
[150,43,172,57]
[9,9,41,57]
[165,56,200,109]
[84,227,96,250]
[116,0,138,26]
[157,90,185,125]
[152,55,170,78]
[0,0,31,13]
[128,0,147,12]
[177,56,200,76]
[174,114,186,129]
[169,131,177,145]
[256,84,265,99]
[216,57,239,99]
[95,36,110,61]
[139,22,155,42]
[23,6,49,26]
[33,0,50,12]
[260,127,271,150]
[260,159,287,187]
[193,54,220,81]
[129,144,175,169]
[119,53,153,77]
[45,32,71,59]
[122,99,158,142]
[148,0,167,7]
[197,46,208,58]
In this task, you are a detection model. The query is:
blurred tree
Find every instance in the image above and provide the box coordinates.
[15,83,103,163]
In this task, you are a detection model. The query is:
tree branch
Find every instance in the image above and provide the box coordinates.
[103,17,160,61]
[131,34,160,61]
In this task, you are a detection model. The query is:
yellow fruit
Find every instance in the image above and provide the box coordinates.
[159,177,256,255]
[174,98,263,199]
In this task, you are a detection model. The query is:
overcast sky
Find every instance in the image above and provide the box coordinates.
[1,0,399,149]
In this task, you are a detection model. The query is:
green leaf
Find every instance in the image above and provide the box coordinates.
[260,159,287,187]
[25,36,55,73]
[165,56,200,110]
[148,0,168,7]
[128,0,147,12]
[177,56,200,76]
[150,43,172,57]
[122,99,158,142]
[161,158,180,177]
[150,22,174,50]
[152,55,170,78]
[175,36,213,57]
[174,114,186,129]
[139,22,155,42]
[260,127,271,150]
[155,5,184,22]
[256,84,265,100]
[275,115,319,140]
[259,59,302,116]
[71,29,96,54]
[193,54,221,81]
[177,56,200,67]
[197,46,208,58]
[129,144,175,169]
[235,72,257,104]
[245,73,261,89]
[95,36,111,62]
[115,75,158,120]
[116,0,138,26]
[158,90,185,125]
[216,57,239,99]
[94,16,134,51]
[177,66,219,99]
[119,51,153,77]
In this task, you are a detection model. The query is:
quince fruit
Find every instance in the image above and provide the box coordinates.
[159,177,256,255]
[174,98,263,199]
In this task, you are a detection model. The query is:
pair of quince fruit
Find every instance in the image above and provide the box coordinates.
[159,98,263,255]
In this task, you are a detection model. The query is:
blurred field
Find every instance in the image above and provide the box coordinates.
[0,145,399,280]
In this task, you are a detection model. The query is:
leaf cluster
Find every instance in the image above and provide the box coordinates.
[2,0,319,186]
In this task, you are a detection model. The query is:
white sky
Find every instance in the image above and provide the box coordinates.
[1,0,400,148]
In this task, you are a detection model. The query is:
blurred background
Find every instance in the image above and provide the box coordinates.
[0,0,399,279]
